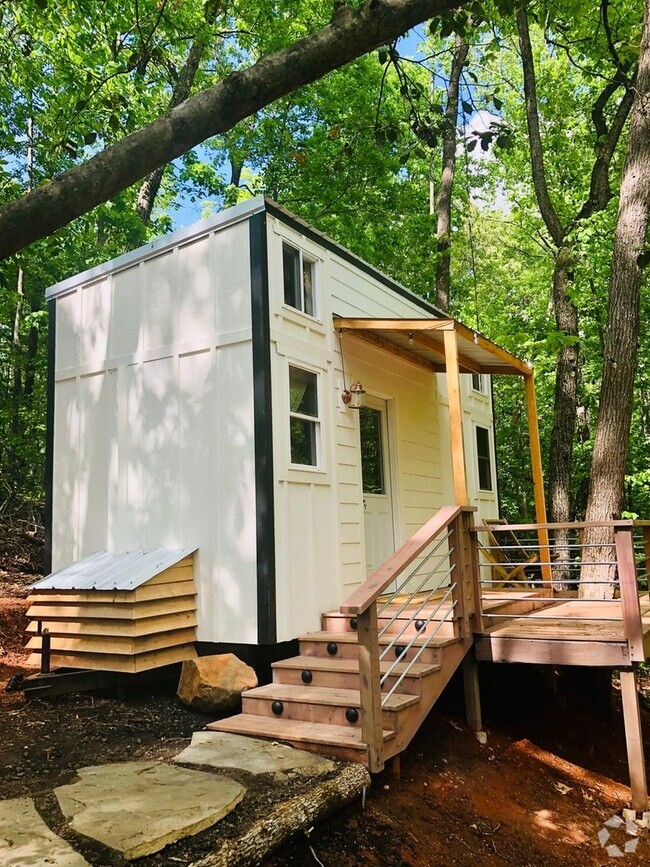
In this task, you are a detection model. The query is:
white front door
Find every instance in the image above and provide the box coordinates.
[360,397,396,577]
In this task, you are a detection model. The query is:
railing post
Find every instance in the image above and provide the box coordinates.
[615,528,645,662]
[464,512,484,634]
[620,668,650,815]
[357,602,384,773]
[448,515,466,639]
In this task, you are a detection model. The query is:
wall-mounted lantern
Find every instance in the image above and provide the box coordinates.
[342,380,366,410]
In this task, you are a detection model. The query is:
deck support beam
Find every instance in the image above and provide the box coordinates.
[523,374,552,587]
[462,648,486,742]
[444,329,469,506]
[620,668,649,816]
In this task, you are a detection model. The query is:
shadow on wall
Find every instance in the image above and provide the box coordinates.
[53,226,258,643]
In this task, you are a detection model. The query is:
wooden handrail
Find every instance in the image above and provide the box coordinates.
[472,520,638,532]
[341,505,469,616]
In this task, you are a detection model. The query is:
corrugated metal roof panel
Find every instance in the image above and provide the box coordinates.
[30,548,195,592]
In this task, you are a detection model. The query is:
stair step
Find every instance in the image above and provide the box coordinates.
[299,631,455,663]
[321,611,457,637]
[242,683,418,726]
[271,654,440,694]
[245,683,418,710]
[206,714,395,753]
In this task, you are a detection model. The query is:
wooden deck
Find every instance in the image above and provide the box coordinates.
[476,593,650,666]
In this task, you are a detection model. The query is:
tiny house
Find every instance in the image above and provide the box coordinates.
[37,196,530,668]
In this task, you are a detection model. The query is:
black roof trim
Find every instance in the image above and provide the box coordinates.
[264,198,445,319]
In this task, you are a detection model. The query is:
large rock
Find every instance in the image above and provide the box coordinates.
[178,653,257,713]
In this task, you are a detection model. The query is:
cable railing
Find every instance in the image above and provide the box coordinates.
[471,520,649,664]
[340,505,481,772]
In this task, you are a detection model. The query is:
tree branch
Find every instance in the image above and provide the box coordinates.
[135,0,224,225]
[575,76,634,222]
[0,0,465,261]
[516,5,565,246]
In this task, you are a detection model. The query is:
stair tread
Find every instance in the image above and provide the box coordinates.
[300,631,458,648]
[272,655,440,677]
[244,683,419,711]
[206,714,395,748]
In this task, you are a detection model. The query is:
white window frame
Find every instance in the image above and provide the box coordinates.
[471,373,488,395]
[282,242,318,319]
[288,363,322,470]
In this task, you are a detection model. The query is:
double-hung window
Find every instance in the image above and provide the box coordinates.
[289,365,321,467]
[283,242,316,317]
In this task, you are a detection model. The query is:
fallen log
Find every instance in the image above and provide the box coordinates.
[190,761,371,867]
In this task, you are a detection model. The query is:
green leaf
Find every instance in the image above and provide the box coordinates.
[493,96,503,111]
[462,100,473,115]
[378,47,388,65]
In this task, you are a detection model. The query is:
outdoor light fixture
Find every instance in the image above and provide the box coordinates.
[342,381,366,409]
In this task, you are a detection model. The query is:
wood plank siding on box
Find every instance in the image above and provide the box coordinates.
[26,552,198,673]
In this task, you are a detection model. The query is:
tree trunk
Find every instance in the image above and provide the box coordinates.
[434,33,469,312]
[190,762,371,867]
[547,244,579,585]
[0,0,467,259]
[135,0,222,225]
[580,0,650,600]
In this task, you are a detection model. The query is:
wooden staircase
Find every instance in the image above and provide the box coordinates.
[208,605,473,766]
[208,506,483,771]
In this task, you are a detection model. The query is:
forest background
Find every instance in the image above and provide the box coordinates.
[1,0,648,555]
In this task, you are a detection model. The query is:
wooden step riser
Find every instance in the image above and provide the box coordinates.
[241,694,401,729]
[299,640,442,666]
[320,615,456,639]
[256,735,369,766]
[271,666,424,696]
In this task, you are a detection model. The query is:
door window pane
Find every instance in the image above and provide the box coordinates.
[360,407,385,494]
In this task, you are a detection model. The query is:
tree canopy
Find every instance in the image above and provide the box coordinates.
[1,0,649,566]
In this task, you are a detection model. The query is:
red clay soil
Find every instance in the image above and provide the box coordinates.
[1,528,649,866]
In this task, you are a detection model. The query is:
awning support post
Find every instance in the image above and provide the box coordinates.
[444,328,469,506]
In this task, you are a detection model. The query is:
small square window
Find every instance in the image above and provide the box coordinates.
[472,373,488,394]
[283,242,316,317]
[289,365,320,467]
[476,426,493,491]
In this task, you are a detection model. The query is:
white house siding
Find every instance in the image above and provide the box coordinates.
[51,219,258,644]
[266,215,499,639]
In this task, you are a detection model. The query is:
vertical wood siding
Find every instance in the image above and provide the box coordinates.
[52,220,257,644]
[267,218,499,640]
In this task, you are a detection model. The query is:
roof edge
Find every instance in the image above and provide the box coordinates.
[45,195,266,300]
[264,198,446,319]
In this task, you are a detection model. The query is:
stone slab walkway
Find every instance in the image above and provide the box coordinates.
[55,761,245,861]
[0,797,90,867]
[173,731,335,778]
[0,732,365,864]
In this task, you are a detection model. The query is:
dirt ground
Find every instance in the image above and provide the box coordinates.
[1,525,649,866]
